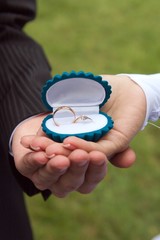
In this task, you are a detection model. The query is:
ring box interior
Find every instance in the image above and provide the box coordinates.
[41,71,114,142]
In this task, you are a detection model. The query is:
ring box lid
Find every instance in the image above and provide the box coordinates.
[41,71,112,115]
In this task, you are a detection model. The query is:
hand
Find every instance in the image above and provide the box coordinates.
[21,135,107,197]
[62,75,146,168]
[12,115,108,197]
[45,144,107,197]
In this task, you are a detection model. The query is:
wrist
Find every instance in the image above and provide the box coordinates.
[119,74,160,128]
[101,74,146,131]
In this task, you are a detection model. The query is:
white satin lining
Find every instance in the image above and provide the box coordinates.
[46,114,108,134]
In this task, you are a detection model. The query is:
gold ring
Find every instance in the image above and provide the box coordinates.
[73,115,93,124]
[53,106,76,126]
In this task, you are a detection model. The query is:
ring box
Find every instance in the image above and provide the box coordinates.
[41,71,114,142]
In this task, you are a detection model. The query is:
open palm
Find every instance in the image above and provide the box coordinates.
[63,75,146,168]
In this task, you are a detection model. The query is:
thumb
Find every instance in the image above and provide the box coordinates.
[109,147,136,168]
[63,136,136,168]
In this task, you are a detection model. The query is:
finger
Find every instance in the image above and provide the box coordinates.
[63,136,104,152]
[21,135,54,151]
[77,151,107,194]
[51,149,89,197]
[46,143,71,158]
[16,151,48,177]
[109,147,136,168]
[31,155,70,190]
[63,131,128,159]
[63,135,118,157]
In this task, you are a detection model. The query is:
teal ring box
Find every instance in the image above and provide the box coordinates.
[41,71,114,142]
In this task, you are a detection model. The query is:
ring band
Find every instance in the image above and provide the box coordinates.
[53,106,93,126]
[73,115,93,123]
[53,106,76,126]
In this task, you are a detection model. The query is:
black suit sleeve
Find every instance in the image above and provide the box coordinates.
[0,0,36,28]
[0,0,52,199]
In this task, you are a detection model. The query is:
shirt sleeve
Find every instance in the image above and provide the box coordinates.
[0,1,52,199]
[0,0,36,28]
[119,73,160,128]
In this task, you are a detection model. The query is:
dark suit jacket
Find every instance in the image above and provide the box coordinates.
[0,1,52,239]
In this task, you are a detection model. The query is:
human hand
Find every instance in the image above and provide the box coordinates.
[44,143,107,197]
[20,134,107,197]
[62,75,146,168]
[12,75,146,197]
[12,115,107,197]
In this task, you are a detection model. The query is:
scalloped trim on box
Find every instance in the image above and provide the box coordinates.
[41,70,112,111]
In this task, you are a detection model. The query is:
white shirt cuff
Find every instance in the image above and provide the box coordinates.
[118,73,160,128]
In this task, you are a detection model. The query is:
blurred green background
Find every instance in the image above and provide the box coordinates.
[25,0,160,239]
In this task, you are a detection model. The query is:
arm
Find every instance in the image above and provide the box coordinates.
[0,0,52,198]
[18,73,160,197]
[1,1,107,198]
[0,0,36,28]
[63,74,160,167]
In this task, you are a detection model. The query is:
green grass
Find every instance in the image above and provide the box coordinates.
[25,0,160,239]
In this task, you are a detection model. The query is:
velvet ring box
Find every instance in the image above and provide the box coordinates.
[41,71,114,142]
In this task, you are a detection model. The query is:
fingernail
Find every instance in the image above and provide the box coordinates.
[46,153,56,159]
[62,143,76,150]
[30,145,41,151]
